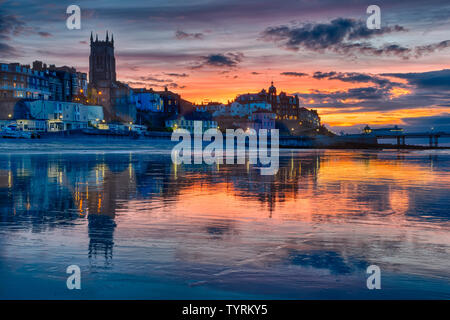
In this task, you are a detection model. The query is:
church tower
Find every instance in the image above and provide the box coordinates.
[89,31,116,87]
[88,32,136,123]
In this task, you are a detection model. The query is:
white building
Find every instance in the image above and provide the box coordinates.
[165,117,218,133]
[22,100,104,131]
[219,101,271,118]
[15,119,47,132]
[195,103,226,113]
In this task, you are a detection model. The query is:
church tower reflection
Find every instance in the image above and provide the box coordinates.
[88,213,116,265]
[71,157,139,267]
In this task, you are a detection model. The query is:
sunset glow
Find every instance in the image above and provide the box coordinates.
[2,0,450,132]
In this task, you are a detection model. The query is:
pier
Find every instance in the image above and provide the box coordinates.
[362,131,450,147]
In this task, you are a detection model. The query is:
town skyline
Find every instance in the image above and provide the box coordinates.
[2,0,450,132]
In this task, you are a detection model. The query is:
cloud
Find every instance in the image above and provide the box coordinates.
[0,12,27,38]
[138,76,173,83]
[125,81,185,90]
[300,86,391,105]
[128,73,188,90]
[164,82,185,89]
[0,42,17,56]
[313,71,401,87]
[0,11,27,56]
[192,52,244,69]
[0,10,52,56]
[415,40,450,57]
[281,72,308,77]
[297,69,450,129]
[261,18,450,59]
[164,72,189,77]
[383,69,450,90]
[261,18,406,53]
[116,50,196,64]
[37,31,52,38]
[401,114,450,132]
[175,30,204,40]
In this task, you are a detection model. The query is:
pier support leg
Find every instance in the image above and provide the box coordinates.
[402,136,406,146]
[429,136,433,147]
[434,136,438,147]
[397,136,401,146]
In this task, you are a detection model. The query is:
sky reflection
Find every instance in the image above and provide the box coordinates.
[0,143,449,299]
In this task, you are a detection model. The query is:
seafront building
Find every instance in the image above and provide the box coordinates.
[165,111,217,133]
[0,61,89,120]
[0,62,51,100]
[0,62,51,120]
[5,100,104,132]
[193,102,225,114]
[32,61,88,103]
[0,61,88,104]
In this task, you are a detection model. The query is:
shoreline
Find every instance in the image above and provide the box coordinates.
[281,143,450,150]
[1,135,449,151]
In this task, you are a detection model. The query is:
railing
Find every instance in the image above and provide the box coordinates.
[358,132,450,147]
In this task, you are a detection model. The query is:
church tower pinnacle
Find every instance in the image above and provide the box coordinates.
[89,32,116,85]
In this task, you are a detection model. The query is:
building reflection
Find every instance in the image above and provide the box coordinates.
[88,214,115,266]
[0,149,449,271]
[2,150,449,223]
[0,153,140,265]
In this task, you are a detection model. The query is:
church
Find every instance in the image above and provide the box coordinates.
[88,32,136,122]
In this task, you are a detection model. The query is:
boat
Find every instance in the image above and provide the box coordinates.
[0,123,35,139]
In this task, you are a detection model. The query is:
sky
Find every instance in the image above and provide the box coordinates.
[1,0,450,133]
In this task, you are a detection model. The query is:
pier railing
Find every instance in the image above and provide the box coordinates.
[362,132,450,147]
